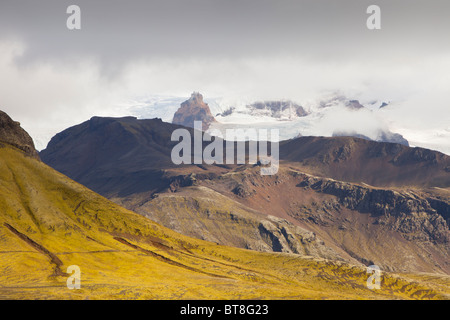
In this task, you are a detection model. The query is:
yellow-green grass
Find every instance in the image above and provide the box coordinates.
[0,145,448,300]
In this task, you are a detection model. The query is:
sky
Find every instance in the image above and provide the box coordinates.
[0,0,449,152]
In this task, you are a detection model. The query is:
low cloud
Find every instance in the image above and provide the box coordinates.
[0,36,449,153]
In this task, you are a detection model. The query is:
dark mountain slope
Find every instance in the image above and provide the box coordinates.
[42,117,450,196]
[40,116,185,197]
[280,136,450,188]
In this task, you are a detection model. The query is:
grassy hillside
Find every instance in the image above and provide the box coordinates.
[1,145,449,299]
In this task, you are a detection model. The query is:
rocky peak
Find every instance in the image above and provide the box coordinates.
[188,91,204,104]
[346,100,365,110]
[248,100,308,118]
[319,96,365,110]
[0,110,39,160]
[172,92,216,131]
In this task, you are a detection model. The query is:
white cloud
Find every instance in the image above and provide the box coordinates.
[0,40,130,149]
[0,38,449,154]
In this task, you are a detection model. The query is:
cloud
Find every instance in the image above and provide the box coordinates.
[314,106,387,138]
[1,37,449,153]
[0,1,449,153]
[0,39,129,149]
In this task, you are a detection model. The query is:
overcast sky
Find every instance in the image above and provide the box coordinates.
[0,0,449,151]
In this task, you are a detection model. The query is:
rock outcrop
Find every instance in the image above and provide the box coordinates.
[345,100,365,110]
[172,92,216,131]
[0,110,39,160]
[297,174,450,244]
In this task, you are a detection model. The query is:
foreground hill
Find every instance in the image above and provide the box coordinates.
[3,131,450,299]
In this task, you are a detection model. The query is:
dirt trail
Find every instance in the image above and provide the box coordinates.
[4,223,66,277]
[113,236,230,279]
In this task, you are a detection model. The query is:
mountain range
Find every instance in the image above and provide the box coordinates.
[40,113,450,276]
[190,93,410,146]
[1,106,449,299]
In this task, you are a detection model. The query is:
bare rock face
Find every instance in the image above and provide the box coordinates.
[248,101,308,118]
[172,92,216,131]
[297,175,450,244]
[0,110,39,160]
[346,100,365,110]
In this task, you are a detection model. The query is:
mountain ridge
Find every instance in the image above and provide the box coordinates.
[40,115,450,275]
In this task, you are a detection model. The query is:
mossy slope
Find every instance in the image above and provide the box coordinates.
[1,145,448,300]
